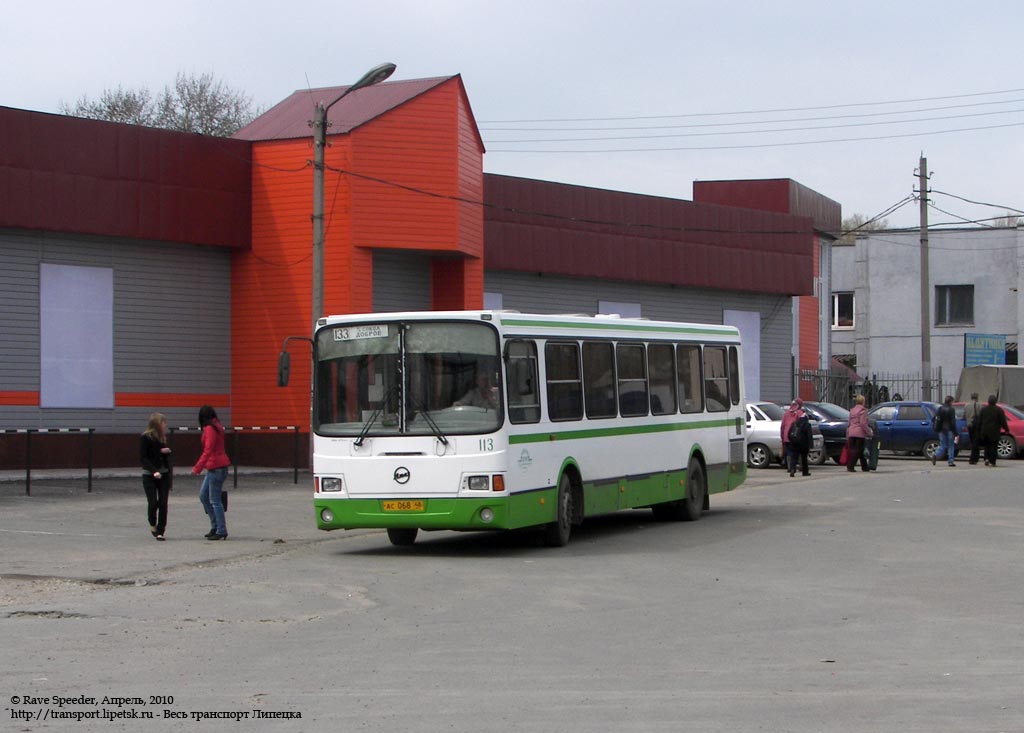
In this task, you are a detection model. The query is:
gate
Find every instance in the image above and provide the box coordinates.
[796,368,957,409]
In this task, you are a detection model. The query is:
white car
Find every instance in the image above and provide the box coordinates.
[745,401,825,468]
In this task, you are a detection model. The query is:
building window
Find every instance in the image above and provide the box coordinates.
[831,292,854,329]
[935,285,974,326]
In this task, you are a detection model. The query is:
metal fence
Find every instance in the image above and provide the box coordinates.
[1,425,303,496]
[797,368,958,409]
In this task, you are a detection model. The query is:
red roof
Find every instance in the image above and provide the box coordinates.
[233,76,456,142]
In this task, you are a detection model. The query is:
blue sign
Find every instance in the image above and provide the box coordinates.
[964,333,1006,367]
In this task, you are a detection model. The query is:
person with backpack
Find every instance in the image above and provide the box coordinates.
[930,395,958,467]
[780,398,812,477]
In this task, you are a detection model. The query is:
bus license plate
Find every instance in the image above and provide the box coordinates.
[382,500,424,512]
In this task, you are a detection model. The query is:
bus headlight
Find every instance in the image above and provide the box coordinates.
[467,475,489,491]
[480,508,495,523]
[321,508,335,523]
[320,476,344,493]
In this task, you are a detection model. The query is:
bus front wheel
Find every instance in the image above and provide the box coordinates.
[543,474,573,547]
[387,528,418,546]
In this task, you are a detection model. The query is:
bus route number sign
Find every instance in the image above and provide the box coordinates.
[334,325,388,341]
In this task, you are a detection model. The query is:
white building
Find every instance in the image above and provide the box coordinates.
[831,226,1023,396]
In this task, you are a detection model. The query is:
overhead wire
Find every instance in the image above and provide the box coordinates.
[478,87,1024,124]
[479,97,1024,132]
[486,120,1024,153]
[930,189,1024,216]
[485,107,1024,143]
[926,201,996,228]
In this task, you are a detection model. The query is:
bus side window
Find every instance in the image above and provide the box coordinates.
[617,343,649,417]
[703,345,729,412]
[583,341,616,419]
[648,343,676,415]
[505,340,540,424]
[545,341,583,422]
[728,345,741,406]
[677,344,703,413]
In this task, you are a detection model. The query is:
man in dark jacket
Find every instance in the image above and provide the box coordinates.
[931,395,958,467]
[977,395,1011,466]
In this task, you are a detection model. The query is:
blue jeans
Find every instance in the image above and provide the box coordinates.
[935,430,957,465]
[199,467,228,535]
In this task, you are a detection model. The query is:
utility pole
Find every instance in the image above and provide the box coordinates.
[917,156,931,401]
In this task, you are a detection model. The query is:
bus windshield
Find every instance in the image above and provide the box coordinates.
[314,320,502,437]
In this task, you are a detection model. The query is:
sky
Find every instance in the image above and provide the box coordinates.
[4,0,1023,231]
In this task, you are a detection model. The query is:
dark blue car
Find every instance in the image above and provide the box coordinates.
[866,401,967,459]
[802,401,850,463]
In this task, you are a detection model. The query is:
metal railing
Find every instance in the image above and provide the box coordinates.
[796,368,958,409]
[168,425,303,487]
[0,428,96,495]
[2,425,304,496]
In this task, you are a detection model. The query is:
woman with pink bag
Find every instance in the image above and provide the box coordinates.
[845,395,872,472]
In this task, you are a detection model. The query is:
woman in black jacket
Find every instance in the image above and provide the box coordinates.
[140,412,173,540]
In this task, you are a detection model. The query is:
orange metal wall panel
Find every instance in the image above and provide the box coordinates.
[349,80,467,254]
[798,234,823,396]
[232,138,316,428]
[456,86,485,307]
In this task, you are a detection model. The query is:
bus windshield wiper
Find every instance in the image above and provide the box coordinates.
[408,394,449,446]
[354,383,399,447]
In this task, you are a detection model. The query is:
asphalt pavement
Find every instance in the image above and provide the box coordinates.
[2,456,1023,731]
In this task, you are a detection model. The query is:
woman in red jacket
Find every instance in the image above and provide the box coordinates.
[192,405,231,540]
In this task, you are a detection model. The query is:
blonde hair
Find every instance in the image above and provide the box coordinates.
[144,412,167,442]
[855,395,865,406]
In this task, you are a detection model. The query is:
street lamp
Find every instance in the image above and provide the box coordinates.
[311,63,397,330]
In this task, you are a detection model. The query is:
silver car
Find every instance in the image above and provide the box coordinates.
[745,401,825,468]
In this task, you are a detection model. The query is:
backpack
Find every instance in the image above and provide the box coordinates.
[788,416,810,447]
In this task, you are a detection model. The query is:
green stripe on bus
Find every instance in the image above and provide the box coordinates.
[508,419,735,444]
[498,318,738,337]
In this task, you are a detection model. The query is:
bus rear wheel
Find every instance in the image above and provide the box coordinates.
[543,473,573,547]
[387,528,418,546]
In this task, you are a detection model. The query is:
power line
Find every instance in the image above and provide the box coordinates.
[479,97,1024,132]
[486,121,1024,153]
[931,189,1024,216]
[927,201,995,228]
[484,106,1024,142]
[478,87,1024,124]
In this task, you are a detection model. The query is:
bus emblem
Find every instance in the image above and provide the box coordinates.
[393,467,411,484]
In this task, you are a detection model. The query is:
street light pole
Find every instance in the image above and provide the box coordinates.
[311,63,396,331]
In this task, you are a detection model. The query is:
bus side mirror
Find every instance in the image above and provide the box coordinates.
[277,352,291,387]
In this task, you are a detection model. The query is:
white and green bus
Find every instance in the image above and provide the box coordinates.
[306,311,746,546]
